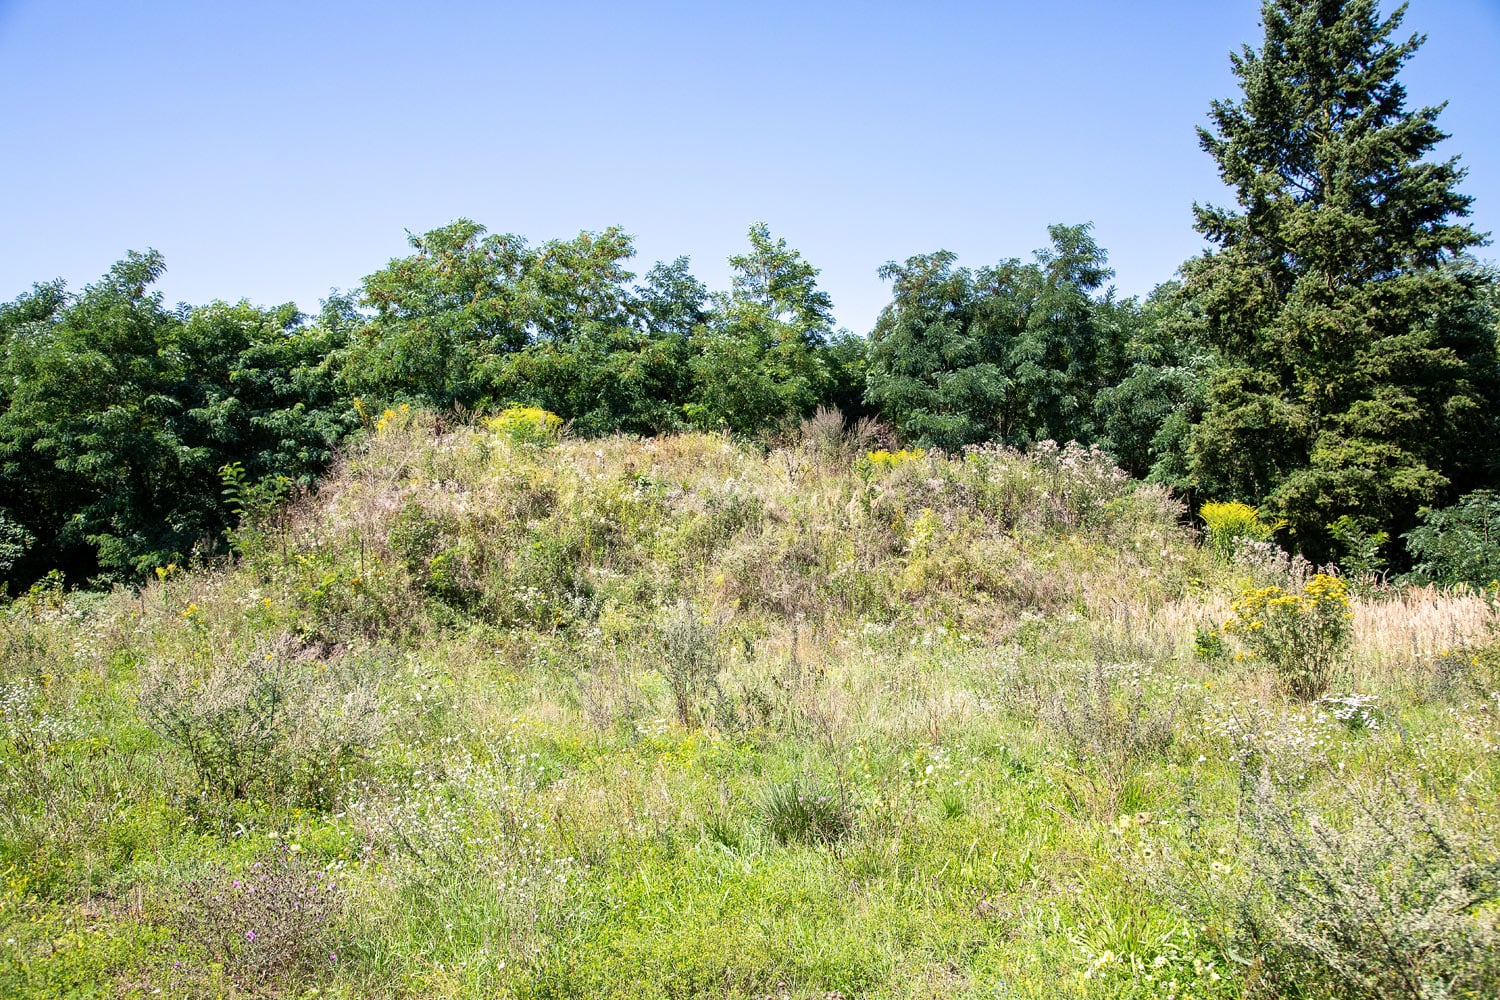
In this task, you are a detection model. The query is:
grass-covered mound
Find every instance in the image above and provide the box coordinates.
[3,411,1498,998]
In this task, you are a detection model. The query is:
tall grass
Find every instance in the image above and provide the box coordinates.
[1,417,1496,998]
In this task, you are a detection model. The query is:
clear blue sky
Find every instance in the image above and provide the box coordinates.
[2,1,1496,335]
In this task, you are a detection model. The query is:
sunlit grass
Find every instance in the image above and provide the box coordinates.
[2,417,1496,998]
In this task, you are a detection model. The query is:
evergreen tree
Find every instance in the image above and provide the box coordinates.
[1183,0,1499,558]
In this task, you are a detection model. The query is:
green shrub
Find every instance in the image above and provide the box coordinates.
[1403,490,1500,590]
[1328,514,1389,585]
[138,638,385,807]
[1224,573,1352,700]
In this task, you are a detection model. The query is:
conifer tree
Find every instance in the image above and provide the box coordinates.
[1183,0,1499,557]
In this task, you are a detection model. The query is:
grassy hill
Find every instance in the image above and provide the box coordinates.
[3,410,1497,998]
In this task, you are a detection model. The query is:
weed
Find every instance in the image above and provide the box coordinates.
[1233,778,1500,999]
[655,602,727,727]
[487,405,564,446]
[1048,662,1178,816]
[138,636,385,807]
[1200,501,1281,562]
[1319,693,1383,734]
[1225,572,1353,699]
[175,845,347,994]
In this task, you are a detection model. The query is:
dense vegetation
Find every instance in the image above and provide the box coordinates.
[2,0,1497,592]
[3,414,1497,998]
[1,4,1499,997]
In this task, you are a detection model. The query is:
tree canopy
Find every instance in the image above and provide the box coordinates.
[1181,0,1499,558]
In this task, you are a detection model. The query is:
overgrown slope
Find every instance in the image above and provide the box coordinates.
[2,414,1497,998]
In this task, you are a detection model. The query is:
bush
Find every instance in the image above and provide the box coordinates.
[1200,501,1281,562]
[1048,663,1178,815]
[1403,490,1500,590]
[487,405,564,446]
[1224,573,1351,700]
[655,602,727,727]
[175,846,347,994]
[1230,781,1500,1000]
[138,638,385,807]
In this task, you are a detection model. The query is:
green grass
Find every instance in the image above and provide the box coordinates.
[3,414,1497,998]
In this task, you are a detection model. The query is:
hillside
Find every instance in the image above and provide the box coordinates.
[2,412,1498,999]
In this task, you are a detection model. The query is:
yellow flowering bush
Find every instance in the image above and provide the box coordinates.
[486,406,563,446]
[864,448,925,469]
[1224,573,1351,699]
[374,402,412,434]
[1199,500,1283,562]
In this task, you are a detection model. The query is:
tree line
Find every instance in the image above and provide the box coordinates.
[2,0,1497,589]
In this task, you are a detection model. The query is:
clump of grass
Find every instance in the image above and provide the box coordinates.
[759,776,853,846]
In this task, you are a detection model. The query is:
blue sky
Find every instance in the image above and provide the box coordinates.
[1,1,1496,335]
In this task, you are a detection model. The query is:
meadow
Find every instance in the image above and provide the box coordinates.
[2,408,1496,999]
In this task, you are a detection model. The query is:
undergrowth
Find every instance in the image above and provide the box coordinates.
[1,412,1496,998]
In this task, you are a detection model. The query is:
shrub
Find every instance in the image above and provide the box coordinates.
[1224,573,1351,700]
[1403,490,1500,590]
[487,405,564,446]
[1232,780,1500,1000]
[138,638,385,807]
[654,602,726,727]
[1328,514,1389,585]
[1200,501,1281,562]
[1048,663,1178,816]
[175,846,346,994]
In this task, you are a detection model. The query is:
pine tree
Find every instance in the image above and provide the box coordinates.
[1183,0,1499,558]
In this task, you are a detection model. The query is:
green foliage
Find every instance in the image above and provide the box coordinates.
[0,510,34,586]
[1181,0,1500,559]
[348,219,531,408]
[1402,490,1500,589]
[0,256,352,586]
[864,224,1126,451]
[1224,573,1353,699]
[1093,281,1211,485]
[687,223,836,433]
[1328,514,1390,584]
